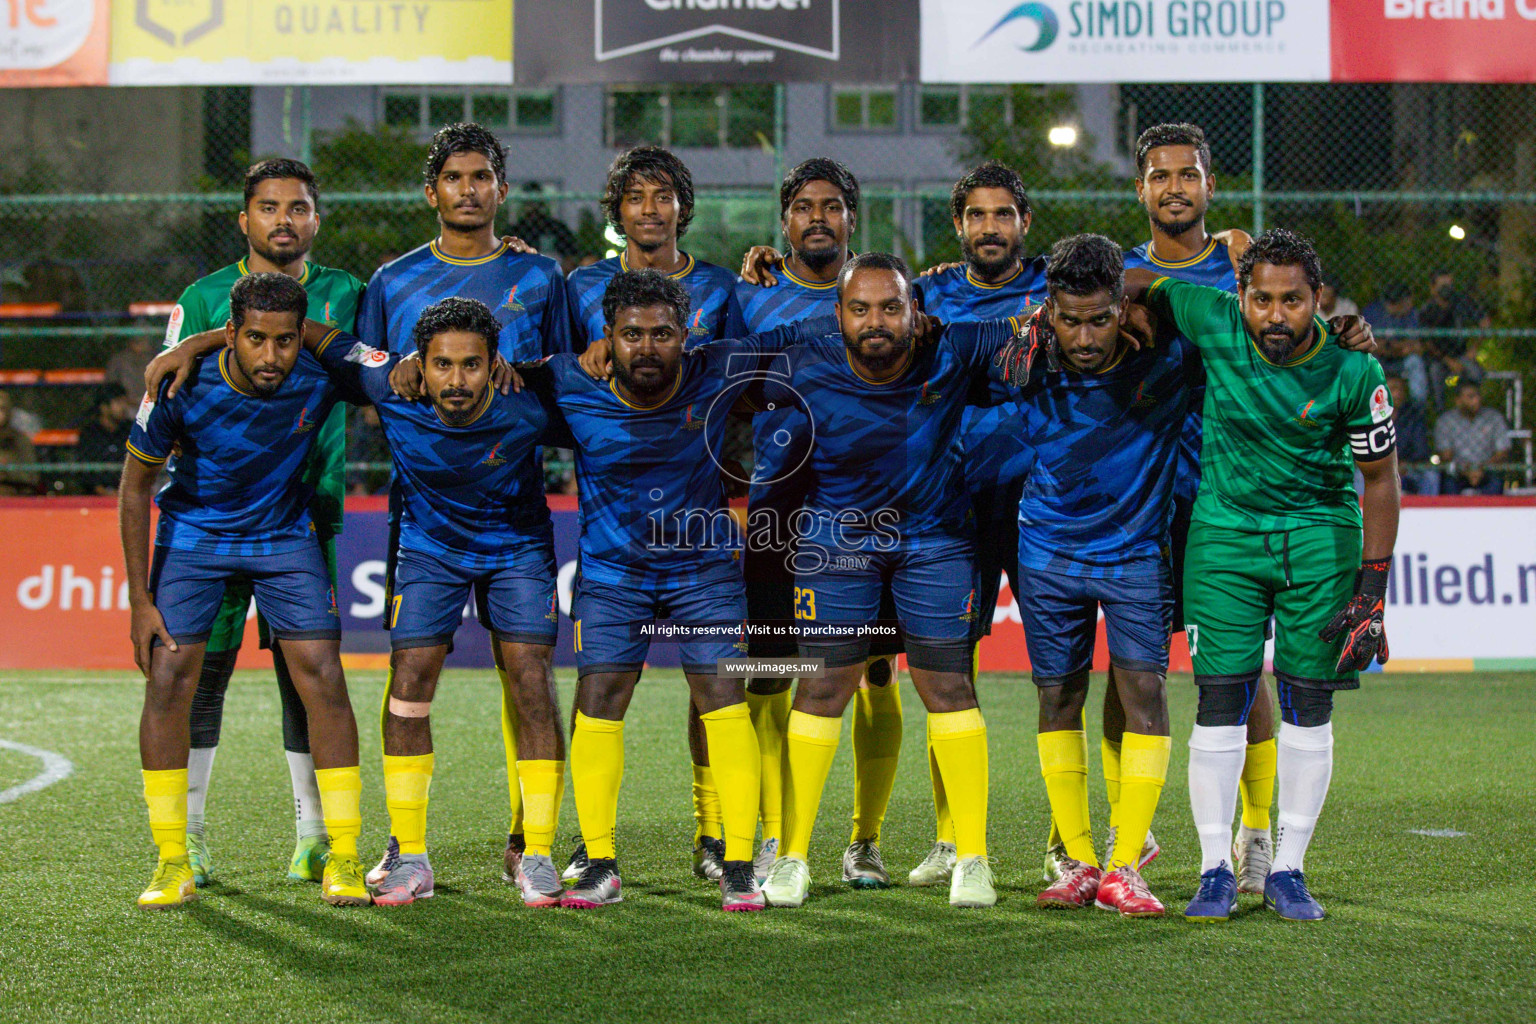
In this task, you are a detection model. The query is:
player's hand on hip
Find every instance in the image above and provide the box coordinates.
[739,246,783,287]
[579,337,613,380]
[389,352,427,401]
[501,235,539,254]
[131,603,177,677]
[1331,315,1377,353]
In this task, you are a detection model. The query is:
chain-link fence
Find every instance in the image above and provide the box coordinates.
[1,82,1532,494]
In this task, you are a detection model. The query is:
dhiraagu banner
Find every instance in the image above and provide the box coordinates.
[109,0,513,84]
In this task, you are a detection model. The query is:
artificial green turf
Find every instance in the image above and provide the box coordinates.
[2,670,1534,1024]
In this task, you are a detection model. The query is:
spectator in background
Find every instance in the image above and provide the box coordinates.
[0,390,38,496]
[507,183,580,271]
[1387,374,1436,495]
[1364,283,1428,405]
[1318,276,1358,319]
[1435,380,1509,495]
[74,383,135,495]
[1,388,42,437]
[105,333,157,404]
[1420,268,1487,405]
[346,405,390,495]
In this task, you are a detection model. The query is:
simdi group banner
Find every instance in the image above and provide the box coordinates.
[0,0,108,86]
[3,497,1534,673]
[108,0,512,84]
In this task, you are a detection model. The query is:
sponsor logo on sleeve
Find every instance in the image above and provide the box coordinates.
[345,344,391,367]
[162,304,184,347]
[1370,383,1393,423]
[135,394,155,429]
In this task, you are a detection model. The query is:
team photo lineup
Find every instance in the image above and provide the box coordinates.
[120,115,1408,926]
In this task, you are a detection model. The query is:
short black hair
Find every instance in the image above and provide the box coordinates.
[1135,122,1212,176]
[244,158,318,208]
[780,157,860,218]
[411,297,501,361]
[229,272,307,332]
[836,251,910,294]
[424,122,507,186]
[949,160,1031,222]
[602,146,695,239]
[1237,229,1324,293]
[1382,281,1412,302]
[602,269,691,331]
[1045,234,1124,300]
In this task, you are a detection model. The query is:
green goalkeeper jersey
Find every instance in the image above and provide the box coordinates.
[165,258,365,536]
[1145,276,1391,535]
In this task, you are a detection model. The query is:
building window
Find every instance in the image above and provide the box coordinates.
[916,85,1013,131]
[604,85,774,149]
[380,88,560,134]
[830,86,899,132]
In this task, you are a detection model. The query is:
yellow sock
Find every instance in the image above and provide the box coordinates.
[850,673,902,843]
[142,768,188,861]
[928,716,955,845]
[783,710,842,860]
[1102,736,1123,830]
[928,709,988,860]
[382,753,433,856]
[517,759,563,857]
[701,703,760,863]
[692,764,724,842]
[498,663,524,837]
[1109,733,1171,870]
[1240,738,1277,832]
[746,689,791,842]
[314,765,363,861]
[1038,729,1095,867]
[571,712,624,861]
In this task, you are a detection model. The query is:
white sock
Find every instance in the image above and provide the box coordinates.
[1188,725,1247,872]
[286,751,326,839]
[1274,721,1334,874]
[186,746,217,827]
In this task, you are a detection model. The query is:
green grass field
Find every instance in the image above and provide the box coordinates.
[3,669,1534,1024]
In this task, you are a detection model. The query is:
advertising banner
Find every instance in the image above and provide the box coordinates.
[108,0,512,85]
[0,0,108,86]
[1330,0,1536,82]
[515,0,918,84]
[4,497,1532,673]
[920,0,1332,82]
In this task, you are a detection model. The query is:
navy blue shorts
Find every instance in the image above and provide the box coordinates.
[1015,563,1172,686]
[794,535,975,672]
[149,542,340,646]
[572,565,747,677]
[389,546,558,651]
[970,507,1021,643]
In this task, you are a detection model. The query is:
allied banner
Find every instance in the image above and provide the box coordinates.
[920,0,1332,82]
[108,0,513,85]
[1331,0,1536,82]
[515,0,919,84]
[0,0,108,86]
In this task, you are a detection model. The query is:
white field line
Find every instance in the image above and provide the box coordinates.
[0,739,75,804]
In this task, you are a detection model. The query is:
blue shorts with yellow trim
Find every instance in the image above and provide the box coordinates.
[389,545,558,651]
[1015,562,1172,686]
[149,541,340,646]
[571,563,747,677]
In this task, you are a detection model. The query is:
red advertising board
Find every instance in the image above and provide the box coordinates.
[1332,0,1536,82]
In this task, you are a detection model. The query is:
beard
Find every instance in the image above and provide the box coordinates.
[434,385,482,426]
[1149,202,1204,238]
[614,355,674,399]
[248,232,310,268]
[961,232,1024,280]
[1249,320,1313,363]
[845,327,911,376]
[235,355,287,398]
[793,230,841,272]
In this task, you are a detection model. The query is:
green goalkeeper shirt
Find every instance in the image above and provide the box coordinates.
[165,258,364,537]
[1145,276,1391,535]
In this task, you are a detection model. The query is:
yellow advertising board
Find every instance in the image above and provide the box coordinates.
[109,0,512,84]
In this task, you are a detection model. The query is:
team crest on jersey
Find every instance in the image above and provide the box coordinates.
[482,442,508,466]
[1369,384,1393,423]
[345,344,390,367]
[918,382,942,406]
[681,404,705,430]
[501,286,526,317]
[545,590,558,622]
[958,589,978,622]
[293,408,316,434]
[1294,399,1322,428]
[688,309,711,339]
[1132,382,1158,409]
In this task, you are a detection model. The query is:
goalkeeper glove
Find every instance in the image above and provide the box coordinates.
[1319,557,1391,674]
[993,306,1058,389]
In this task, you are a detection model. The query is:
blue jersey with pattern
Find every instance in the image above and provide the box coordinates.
[756,319,1017,551]
[567,253,744,352]
[358,240,571,361]
[312,331,571,572]
[1008,335,1199,578]
[733,269,842,509]
[913,258,1048,514]
[127,348,341,556]
[1123,238,1234,501]
[538,315,835,589]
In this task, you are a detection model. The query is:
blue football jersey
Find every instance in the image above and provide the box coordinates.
[756,319,1020,552]
[567,253,744,352]
[1007,335,1199,578]
[312,331,571,572]
[127,348,341,556]
[540,315,836,589]
[1124,238,1235,500]
[357,240,571,361]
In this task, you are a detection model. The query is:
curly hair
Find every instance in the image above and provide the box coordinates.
[229,272,307,332]
[244,158,318,208]
[602,146,695,239]
[411,297,502,360]
[1237,229,1323,293]
[949,160,1030,222]
[780,157,860,218]
[1045,234,1124,299]
[1134,122,1212,176]
[423,122,507,186]
[602,269,691,331]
